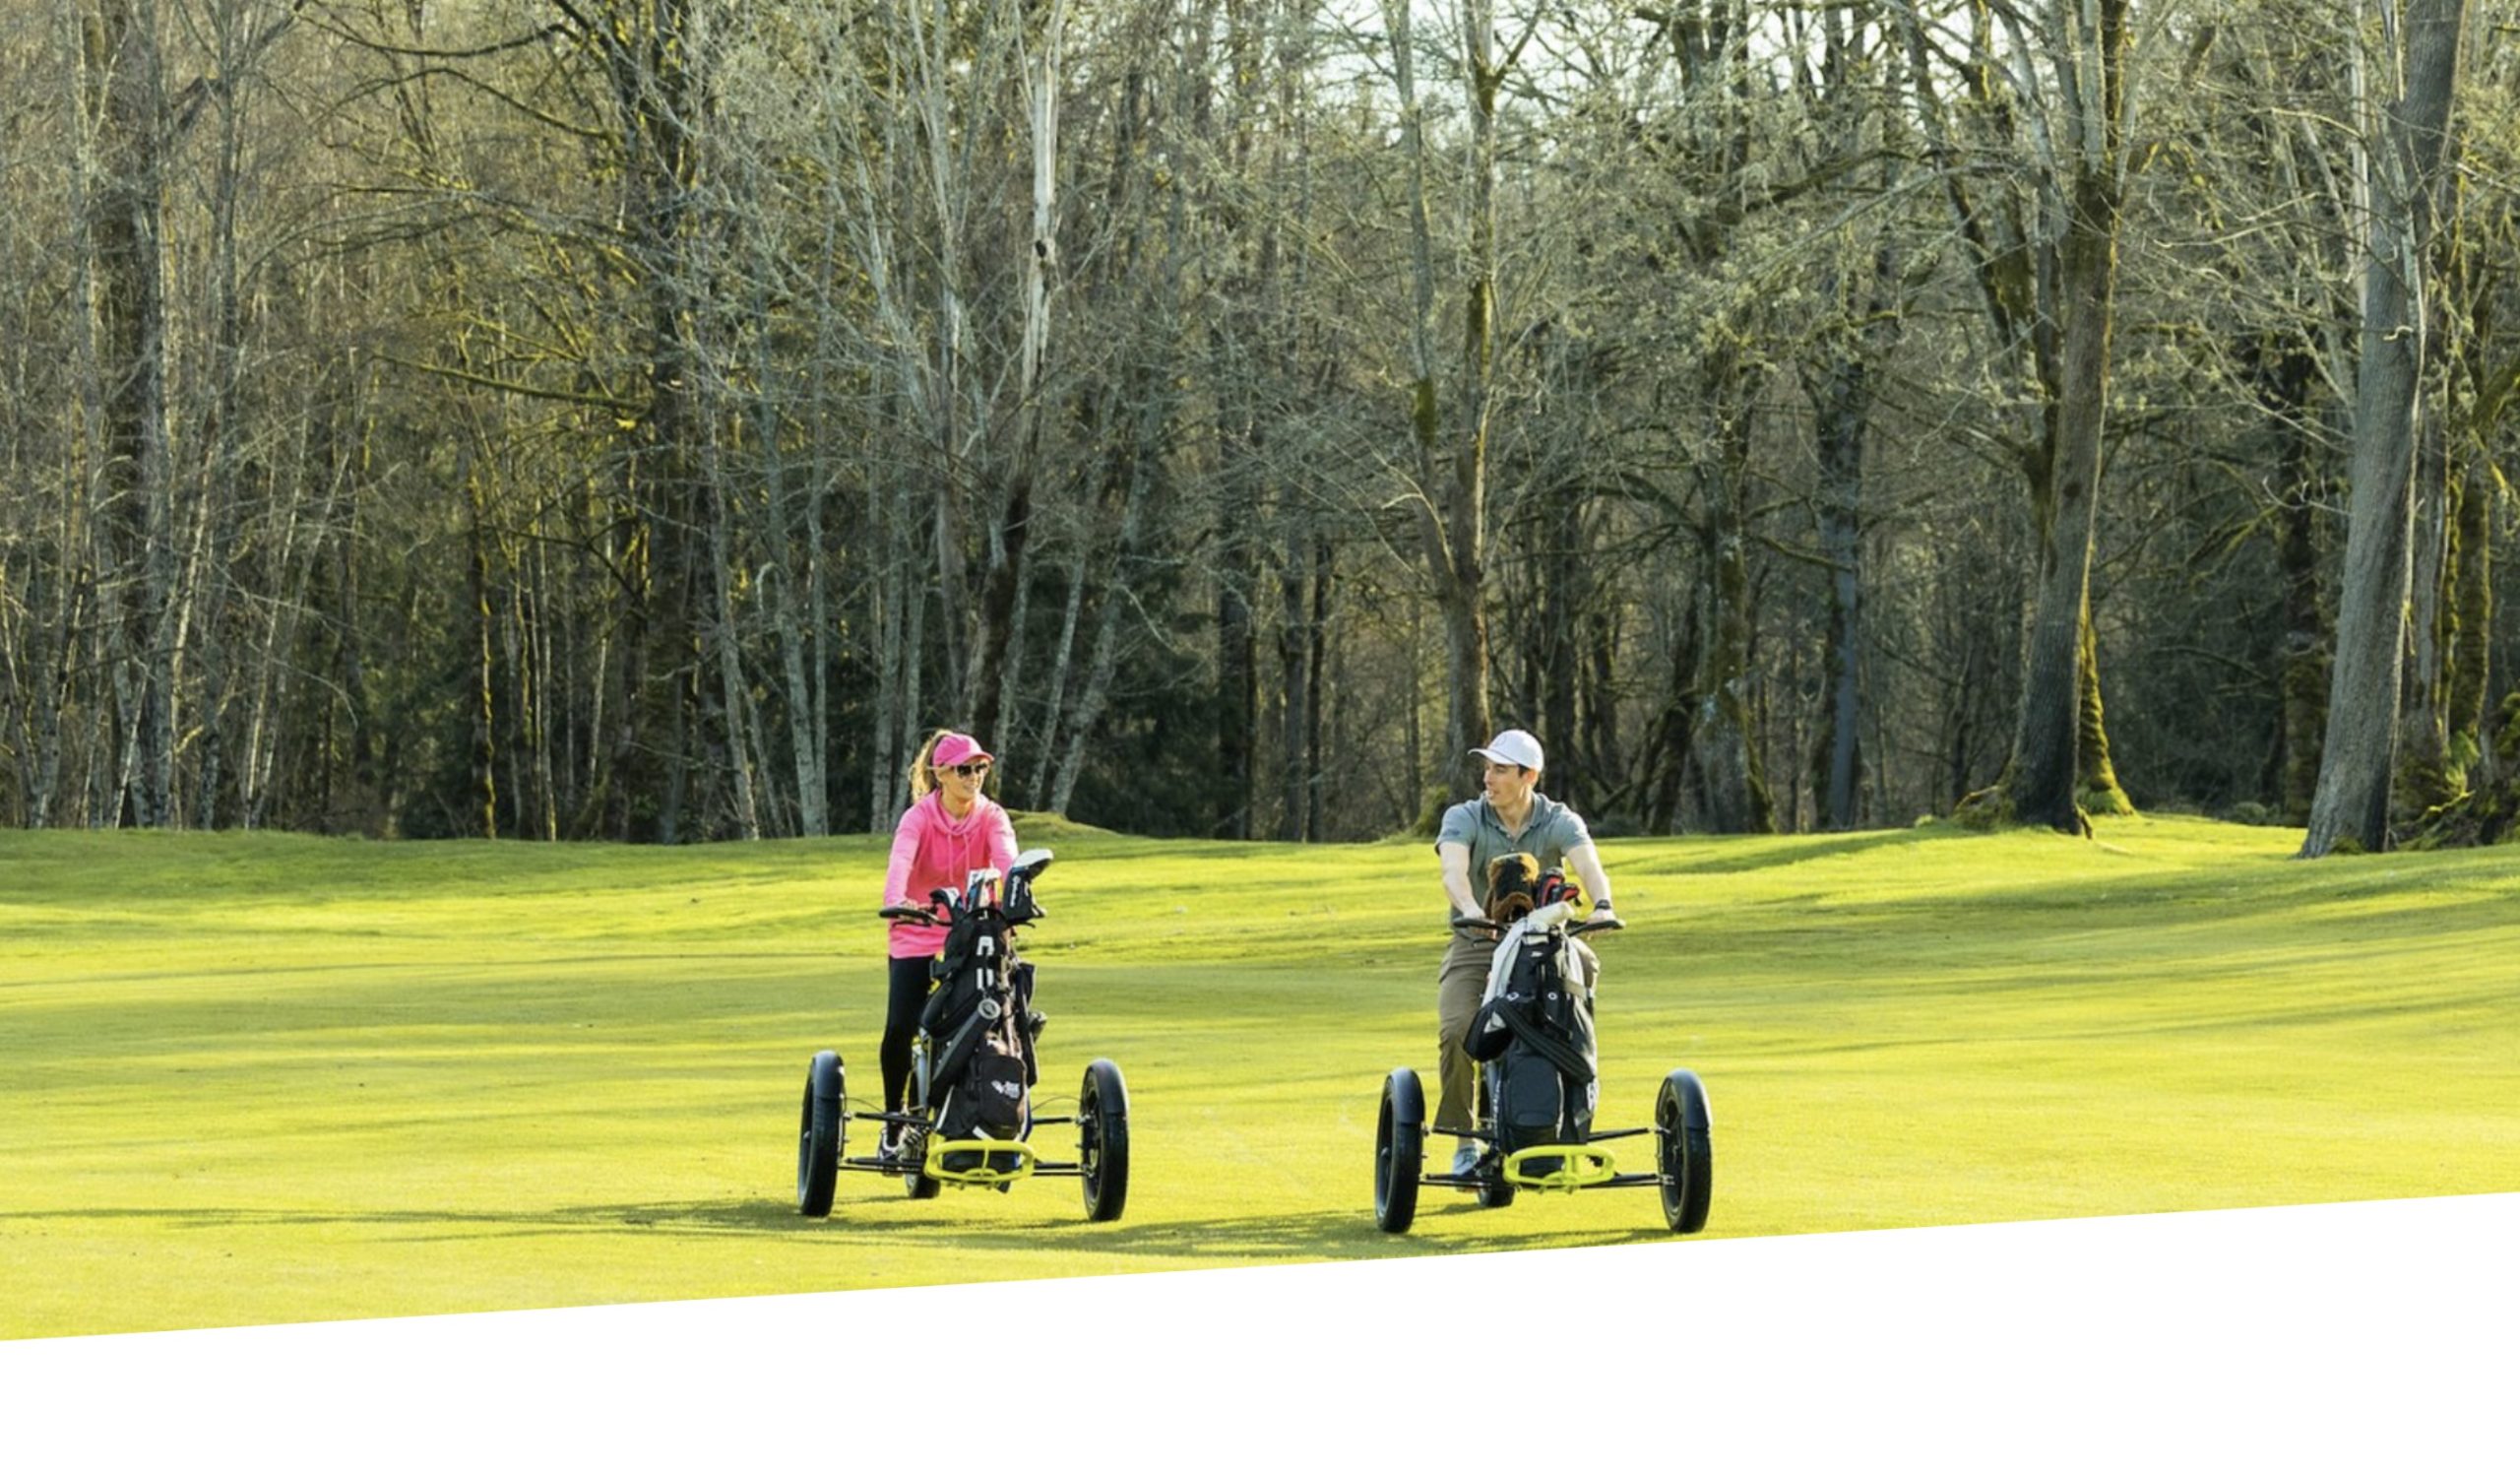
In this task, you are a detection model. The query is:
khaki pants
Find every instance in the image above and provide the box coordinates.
[1435,931,1597,1131]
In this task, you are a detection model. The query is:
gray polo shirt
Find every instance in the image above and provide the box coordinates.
[1435,792,1593,919]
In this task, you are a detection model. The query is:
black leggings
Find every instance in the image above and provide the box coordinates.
[881,954,934,1113]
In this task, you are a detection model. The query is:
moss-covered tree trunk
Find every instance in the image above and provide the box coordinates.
[2001,156,2124,836]
[2395,418,2456,819]
[2077,609,2134,816]
[1910,0,2131,838]
[2302,0,2470,859]
[2445,449,2491,761]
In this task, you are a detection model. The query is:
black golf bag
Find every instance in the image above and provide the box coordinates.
[922,914,1040,1175]
[1464,925,1597,1160]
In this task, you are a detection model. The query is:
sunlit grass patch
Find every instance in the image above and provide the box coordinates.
[4,814,2517,1338]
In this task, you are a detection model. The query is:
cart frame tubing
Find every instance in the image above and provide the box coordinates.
[919,1137,1041,1186]
[1499,1144,1618,1190]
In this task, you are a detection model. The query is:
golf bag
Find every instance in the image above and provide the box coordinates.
[923,918,1039,1174]
[1465,924,1597,1158]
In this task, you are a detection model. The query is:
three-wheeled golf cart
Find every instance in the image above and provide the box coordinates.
[1372,898,1712,1235]
[796,847,1130,1222]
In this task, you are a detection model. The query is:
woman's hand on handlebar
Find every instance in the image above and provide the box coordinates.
[879,903,940,926]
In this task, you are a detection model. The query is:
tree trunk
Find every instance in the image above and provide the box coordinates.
[2253,338,2332,825]
[1306,532,1332,840]
[86,0,176,828]
[2302,0,2470,858]
[1642,595,1704,833]
[703,469,761,842]
[2396,416,2454,815]
[1997,160,2124,836]
[1388,0,1495,803]
[1276,525,1309,842]
[974,9,1064,760]
[1050,393,1160,818]
[1688,435,1774,834]
[2444,439,2490,762]
[2077,609,2133,815]
[1807,239,1894,831]
[1214,522,1256,837]
[465,454,497,839]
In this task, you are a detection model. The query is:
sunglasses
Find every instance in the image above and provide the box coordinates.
[947,761,991,778]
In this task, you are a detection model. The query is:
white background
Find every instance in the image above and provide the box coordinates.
[8,1194,2513,1471]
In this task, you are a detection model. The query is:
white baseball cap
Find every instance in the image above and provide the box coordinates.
[1471,728,1544,771]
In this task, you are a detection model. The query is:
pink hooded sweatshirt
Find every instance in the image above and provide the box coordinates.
[883,790,1019,960]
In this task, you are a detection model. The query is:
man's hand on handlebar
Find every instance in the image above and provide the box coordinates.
[1451,914,1501,941]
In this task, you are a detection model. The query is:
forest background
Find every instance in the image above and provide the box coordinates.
[3,0,2515,854]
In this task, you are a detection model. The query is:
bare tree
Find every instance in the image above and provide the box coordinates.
[2302,0,2473,857]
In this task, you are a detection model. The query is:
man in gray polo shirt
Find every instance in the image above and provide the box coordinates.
[1434,728,1618,1180]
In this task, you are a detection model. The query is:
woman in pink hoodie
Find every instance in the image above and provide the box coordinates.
[878,730,1019,1156]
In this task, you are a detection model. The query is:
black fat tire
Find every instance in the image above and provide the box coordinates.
[1079,1058,1131,1223]
[1374,1068,1425,1233]
[797,1051,846,1218]
[1656,1068,1714,1234]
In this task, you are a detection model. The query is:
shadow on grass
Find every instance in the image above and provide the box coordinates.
[0,1196,1694,1263]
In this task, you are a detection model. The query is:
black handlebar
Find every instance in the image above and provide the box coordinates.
[1453,914,1625,939]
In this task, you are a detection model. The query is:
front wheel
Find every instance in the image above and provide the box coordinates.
[1079,1058,1131,1223]
[1656,1068,1714,1234]
[797,1051,846,1218]
[1477,1165,1516,1210]
[1471,1065,1511,1208]
[1374,1068,1424,1233]
[904,1121,942,1199]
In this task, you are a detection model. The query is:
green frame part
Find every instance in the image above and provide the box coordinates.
[920,1137,1040,1186]
[1500,1143,1616,1191]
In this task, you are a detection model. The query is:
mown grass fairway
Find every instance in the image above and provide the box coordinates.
[7,814,2519,1339]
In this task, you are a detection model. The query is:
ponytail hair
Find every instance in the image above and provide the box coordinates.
[907,730,950,801]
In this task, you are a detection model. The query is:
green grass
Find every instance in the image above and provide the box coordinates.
[6,813,2519,1339]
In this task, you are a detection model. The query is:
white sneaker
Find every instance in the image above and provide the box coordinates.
[1451,1143,1481,1178]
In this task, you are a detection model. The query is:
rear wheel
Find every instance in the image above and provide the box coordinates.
[1079,1058,1131,1223]
[797,1052,845,1218]
[1374,1069,1424,1233]
[1656,1068,1714,1234]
